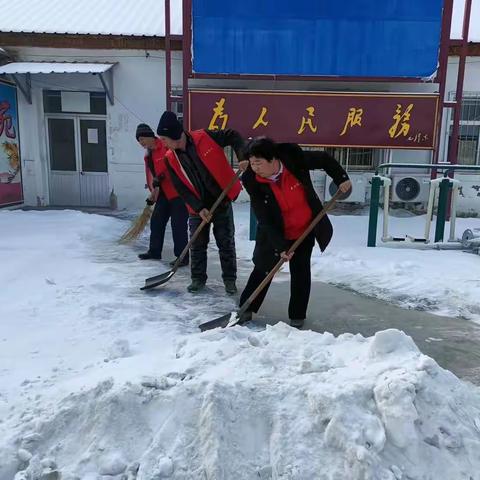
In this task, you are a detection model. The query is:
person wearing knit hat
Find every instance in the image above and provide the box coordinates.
[135,123,156,141]
[136,123,189,266]
[157,111,245,295]
[156,112,184,141]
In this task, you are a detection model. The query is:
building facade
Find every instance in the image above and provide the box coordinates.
[0,0,479,214]
[0,0,183,210]
[2,45,182,209]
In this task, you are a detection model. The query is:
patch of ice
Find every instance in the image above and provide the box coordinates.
[106,339,131,360]
[98,452,127,475]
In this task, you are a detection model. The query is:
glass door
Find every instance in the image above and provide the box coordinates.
[78,119,109,207]
[47,116,109,207]
[48,117,81,206]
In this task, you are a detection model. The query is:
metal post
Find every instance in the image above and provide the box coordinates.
[182,0,192,128]
[449,182,460,241]
[447,0,472,169]
[381,177,392,242]
[367,175,383,247]
[434,177,451,242]
[432,0,454,173]
[446,0,471,219]
[165,0,172,111]
[424,178,442,241]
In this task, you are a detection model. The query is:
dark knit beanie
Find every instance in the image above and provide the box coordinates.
[157,111,183,140]
[135,123,155,140]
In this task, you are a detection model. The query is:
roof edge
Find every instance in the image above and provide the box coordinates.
[0,32,183,51]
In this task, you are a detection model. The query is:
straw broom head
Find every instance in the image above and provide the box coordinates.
[119,205,152,244]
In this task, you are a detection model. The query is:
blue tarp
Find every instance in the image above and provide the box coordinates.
[192,0,444,77]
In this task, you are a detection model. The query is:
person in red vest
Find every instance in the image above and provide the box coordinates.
[135,123,189,265]
[156,111,244,294]
[237,137,351,329]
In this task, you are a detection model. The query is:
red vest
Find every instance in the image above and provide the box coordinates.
[144,138,178,200]
[165,130,242,213]
[257,167,312,240]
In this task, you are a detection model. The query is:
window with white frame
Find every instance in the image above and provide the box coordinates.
[348,148,375,170]
[447,93,480,165]
[325,147,376,170]
[171,86,183,123]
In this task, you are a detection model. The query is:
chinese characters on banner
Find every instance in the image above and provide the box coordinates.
[0,81,23,207]
[189,90,439,149]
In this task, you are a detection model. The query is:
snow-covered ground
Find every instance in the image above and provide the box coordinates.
[234,205,480,323]
[316,212,480,322]
[1,207,480,479]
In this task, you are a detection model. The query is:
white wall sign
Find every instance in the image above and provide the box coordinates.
[87,128,98,144]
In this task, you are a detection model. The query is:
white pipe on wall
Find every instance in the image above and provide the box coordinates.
[373,175,392,242]
[449,179,461,242]
[382,177,392,242]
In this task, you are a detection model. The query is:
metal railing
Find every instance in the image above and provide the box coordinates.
[375,162,480,176]
[368,163,480,247]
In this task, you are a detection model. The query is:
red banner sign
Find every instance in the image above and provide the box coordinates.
[189,90,439,150]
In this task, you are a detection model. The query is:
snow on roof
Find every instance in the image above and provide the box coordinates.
[0,62,115,74]
[0,0,182,37]
[0,0,477,43]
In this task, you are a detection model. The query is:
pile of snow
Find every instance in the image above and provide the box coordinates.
[1,208,480,479]
[2,326,480,479]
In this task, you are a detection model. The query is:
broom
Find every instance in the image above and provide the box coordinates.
[119,204,153,244]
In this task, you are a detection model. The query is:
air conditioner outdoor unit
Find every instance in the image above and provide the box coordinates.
[325,174,368,202]
[391,175,431,203]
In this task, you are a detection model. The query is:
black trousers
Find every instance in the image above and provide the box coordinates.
[188,203,236,282]
[239,233,315,320]
[150,196,189,260]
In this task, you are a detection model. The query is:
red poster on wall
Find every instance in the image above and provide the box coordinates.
[0,79,23,207]
[189,90,439,150]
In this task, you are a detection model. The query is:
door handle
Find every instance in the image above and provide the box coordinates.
[80,171,84,175]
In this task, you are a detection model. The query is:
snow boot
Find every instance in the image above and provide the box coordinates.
[290,318,304,329]
[224,279,237,295]
[187,279,206,293]
[138,251,162,260]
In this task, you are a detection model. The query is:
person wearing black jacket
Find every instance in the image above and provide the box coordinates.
[238,137,351,329]
[157,111,244,294]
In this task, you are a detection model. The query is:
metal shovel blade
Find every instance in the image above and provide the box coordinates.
[199,312,238,332]
[141,270,175,290]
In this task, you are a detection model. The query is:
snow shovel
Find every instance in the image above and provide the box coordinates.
[198,189,343,331]
[141,170,243,290]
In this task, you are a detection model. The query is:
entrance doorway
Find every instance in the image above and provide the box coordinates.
[47,115,109,207]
